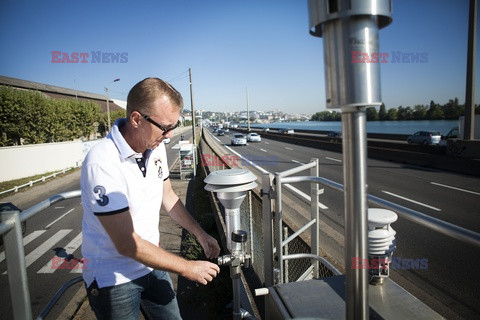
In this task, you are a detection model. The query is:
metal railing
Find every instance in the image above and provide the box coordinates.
[0,191,81,320]
[0,167,78,196]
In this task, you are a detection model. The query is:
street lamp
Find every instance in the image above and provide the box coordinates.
[105,78,120,133]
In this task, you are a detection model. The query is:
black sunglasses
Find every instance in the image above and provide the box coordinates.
[140,112,179,136]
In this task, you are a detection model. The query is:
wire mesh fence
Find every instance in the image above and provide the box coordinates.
[199,129,336,289]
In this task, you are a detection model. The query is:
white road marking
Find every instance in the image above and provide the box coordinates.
[284,184,328,209]
[292,160,305,165]
[225,145,270,174]
[260,149,267,152]
[325,157,342,163]
[0,230,46,263]
[430,182,480,196]
[265,142,270,145]
[382,191,441,211]
[45,208,75,229]
[285,147,293,150]
[38,232,83,274]
[3,229,72,274]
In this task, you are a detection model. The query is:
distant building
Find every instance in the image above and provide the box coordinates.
[0,75,124,113]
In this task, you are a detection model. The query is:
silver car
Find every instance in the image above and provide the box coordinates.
[231,133,247,146]
[407,131,441,145]
[247,133,261,142]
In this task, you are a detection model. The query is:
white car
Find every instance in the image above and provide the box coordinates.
[247,133,261,142]
[231,133,247,146]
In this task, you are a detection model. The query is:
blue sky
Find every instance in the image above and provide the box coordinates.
[0,0,478,114]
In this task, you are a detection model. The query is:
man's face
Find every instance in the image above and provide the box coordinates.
[140,96,180,150]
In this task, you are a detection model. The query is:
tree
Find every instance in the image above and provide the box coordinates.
[366,107,378,121]
[386,108,397,120]
[412,105,427,120]
[378,103,387,120]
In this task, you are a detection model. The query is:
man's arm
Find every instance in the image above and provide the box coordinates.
[162,178,221,259]
[97,210,219,285]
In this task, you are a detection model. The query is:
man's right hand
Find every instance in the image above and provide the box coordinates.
[182,260,220,285]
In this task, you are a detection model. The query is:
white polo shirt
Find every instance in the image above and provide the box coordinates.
[81,118,169,288]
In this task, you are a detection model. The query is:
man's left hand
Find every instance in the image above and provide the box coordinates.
[197,233,221,259]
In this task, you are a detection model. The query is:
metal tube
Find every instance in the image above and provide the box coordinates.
[342,111,369,319]
[277,160,317,178]
[36,276,83,320]
[310,158,320,278]
[309,175,480,249]
[274,173,284,284]
[225,208,241,252]
[1,210,32,320]
[20,190,81,222]
[262,173,274,287]
[233,277,242,320]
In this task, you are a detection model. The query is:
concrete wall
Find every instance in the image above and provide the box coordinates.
[0,140,100,182]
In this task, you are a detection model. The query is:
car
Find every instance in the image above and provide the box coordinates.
[163,137,171,144]
[217,129,225,136]
[262,128,270,133]
[231,133,247,146]
[406,131,442,145]
[247,133,261,142]
[327,131,342,141]
[223,128,230,133]
[439,127,458,147]
[279,128,294,134]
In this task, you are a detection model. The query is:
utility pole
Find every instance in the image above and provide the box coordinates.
[105,78,120,133]
[464,0,477,140]
[189,68,196,176]
[246,87,250,131]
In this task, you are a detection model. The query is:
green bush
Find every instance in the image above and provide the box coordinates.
[0,85,124,146]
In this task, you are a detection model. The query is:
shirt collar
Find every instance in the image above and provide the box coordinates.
[109,118,143,160]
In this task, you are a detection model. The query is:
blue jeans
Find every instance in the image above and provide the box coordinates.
[86,270,182,320]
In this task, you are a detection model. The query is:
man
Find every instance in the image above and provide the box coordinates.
[81,77,221,319]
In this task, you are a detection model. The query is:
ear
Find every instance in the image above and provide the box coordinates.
[129,111,142,128]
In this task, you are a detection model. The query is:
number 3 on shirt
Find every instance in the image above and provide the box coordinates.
[93,185,109,206]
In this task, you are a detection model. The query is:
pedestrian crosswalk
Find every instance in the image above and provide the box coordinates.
[0,229,85,275]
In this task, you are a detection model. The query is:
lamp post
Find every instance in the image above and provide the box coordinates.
[105,78,120,133]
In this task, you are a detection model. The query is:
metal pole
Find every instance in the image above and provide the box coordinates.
[189,68,197,176]
[1,210,33,320]
[262,173,274,287]
[274,173,283,284]
[246,87,250,131]
[464,0,477,140]
[310,158,320,278]
[342,110,369,320]
[105,87,111,133]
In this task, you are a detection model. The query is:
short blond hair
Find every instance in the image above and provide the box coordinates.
[126,77,183,116]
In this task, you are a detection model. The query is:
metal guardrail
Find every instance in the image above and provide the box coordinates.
[0,191,81,320]
[0,167,77,196]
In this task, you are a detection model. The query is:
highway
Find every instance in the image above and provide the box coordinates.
[0,130,191,319]
[1,127,479,319]
[208,128,480,320]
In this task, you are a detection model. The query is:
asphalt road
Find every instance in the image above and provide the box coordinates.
[0,130,192,319]
[208,128,480,320]
[1,128,478,319]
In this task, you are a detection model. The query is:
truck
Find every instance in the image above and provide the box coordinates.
[458,115,480,139]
